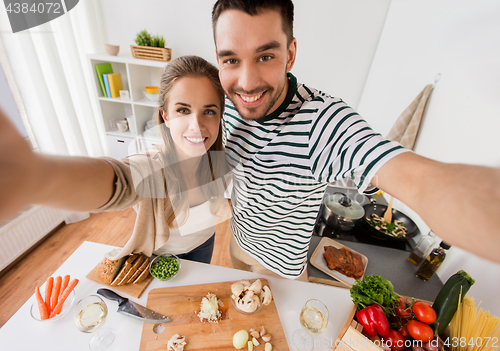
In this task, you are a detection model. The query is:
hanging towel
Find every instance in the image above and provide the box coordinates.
[386,84,433,150]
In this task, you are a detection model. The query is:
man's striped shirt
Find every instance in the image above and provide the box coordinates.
[224,73,408,279]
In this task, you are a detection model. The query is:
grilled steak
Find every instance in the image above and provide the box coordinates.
[323,245,364,279]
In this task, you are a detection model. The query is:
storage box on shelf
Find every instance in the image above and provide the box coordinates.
[130,45,171,62]
[88,54,165,158]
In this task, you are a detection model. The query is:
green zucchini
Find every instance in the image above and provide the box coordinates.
[431,270,475,335]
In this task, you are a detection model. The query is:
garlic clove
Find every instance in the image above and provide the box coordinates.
[262,333,272,342]
[265,342,273,351]
[252,337,260,346]
[250,331,260,339]
[259,326,267,337]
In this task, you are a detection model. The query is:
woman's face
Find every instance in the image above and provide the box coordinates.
[162,76,221,160]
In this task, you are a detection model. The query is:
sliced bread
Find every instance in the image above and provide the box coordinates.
[133,258,151,284]
[127,256,150,284]
[97,256,127,285]
[118,254,145,286]
[110,254,139,286]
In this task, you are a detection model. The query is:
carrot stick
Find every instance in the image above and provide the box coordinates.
[50,278,78,318]
[35,286,49,320]
[44,277,53,315]
[58,275,70,302]
[51,276,62,311]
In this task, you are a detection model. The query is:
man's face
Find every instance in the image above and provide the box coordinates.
[215,9,296,120]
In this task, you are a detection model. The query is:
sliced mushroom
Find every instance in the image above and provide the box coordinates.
[260,286,273,306]
[167,334,186,351]
[231,282,245,298]
[239,280,252,288]
[248,279,262,294]
[237,291,261,313]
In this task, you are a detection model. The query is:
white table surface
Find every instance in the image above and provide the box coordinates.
[0,241,353,351]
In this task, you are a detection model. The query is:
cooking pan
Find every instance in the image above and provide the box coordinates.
[359,200,420,242]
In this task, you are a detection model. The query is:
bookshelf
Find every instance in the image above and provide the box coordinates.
[88,54,166,158]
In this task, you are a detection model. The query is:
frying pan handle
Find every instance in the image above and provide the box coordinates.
[97,288,129,306]
[366,194,377,204]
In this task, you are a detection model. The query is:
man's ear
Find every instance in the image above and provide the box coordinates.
[286,37,297,73]
[161,110,170,128]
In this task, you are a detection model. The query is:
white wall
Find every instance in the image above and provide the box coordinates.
[357,0,500,317]
[97,0,390,109]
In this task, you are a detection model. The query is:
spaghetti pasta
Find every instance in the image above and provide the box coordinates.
[449,295,500,351]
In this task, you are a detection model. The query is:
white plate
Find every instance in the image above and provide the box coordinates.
[310,237,368,287]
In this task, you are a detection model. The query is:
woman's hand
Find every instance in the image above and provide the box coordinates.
[0,108,41,220]
[0,108,116,221]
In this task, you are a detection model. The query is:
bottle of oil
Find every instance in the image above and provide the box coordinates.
[407,231,437,265]
[416,241,451,282]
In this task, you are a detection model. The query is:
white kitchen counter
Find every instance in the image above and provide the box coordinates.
[0,241,354,350]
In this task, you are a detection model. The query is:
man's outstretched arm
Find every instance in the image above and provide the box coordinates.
[374,151,500,263]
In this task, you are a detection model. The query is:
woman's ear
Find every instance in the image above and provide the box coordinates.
[161,110,170,128]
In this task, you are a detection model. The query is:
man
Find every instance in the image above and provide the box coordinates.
[211,0,500,279]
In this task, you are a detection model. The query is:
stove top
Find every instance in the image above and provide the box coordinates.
[313,214,415,252]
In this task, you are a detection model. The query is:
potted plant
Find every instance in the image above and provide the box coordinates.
[130,29,171,62]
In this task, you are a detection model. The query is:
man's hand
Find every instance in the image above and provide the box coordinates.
[374,152,500,263]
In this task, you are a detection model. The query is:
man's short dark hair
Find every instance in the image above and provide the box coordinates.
[212,0,294,45]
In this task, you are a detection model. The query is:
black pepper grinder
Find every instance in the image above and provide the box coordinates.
[416,241,451,282]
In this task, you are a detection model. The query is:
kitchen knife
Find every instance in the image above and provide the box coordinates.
[97,288,171,323]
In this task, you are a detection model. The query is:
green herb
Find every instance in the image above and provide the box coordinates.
[151,256,179,280]
[350,275,399,316]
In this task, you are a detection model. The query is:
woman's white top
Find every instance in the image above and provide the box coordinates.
[154,200,216,255]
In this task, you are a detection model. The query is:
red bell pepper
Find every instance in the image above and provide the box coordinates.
[356,304,390,337]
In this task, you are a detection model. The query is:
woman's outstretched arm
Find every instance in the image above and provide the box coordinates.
[0,108,115,220]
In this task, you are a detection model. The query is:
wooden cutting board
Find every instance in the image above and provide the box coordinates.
[139,279,289,351]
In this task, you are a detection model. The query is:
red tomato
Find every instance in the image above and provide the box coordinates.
[398,325,410,340]
[406,320,434,342]
[383,329,406,351]
[395,297,411,319]
[412,301,437,324]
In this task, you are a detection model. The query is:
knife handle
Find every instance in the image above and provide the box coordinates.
[97,288,128,305]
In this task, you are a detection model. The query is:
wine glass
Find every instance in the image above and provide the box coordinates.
[74,295,114,351]
[291,299,329,351]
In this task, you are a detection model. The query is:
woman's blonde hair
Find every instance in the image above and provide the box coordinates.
[153,55,228,228]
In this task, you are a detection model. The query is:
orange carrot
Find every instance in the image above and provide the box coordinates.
[51,276,62,311]
[50,278,78,318]
[58,275,70,302]
[35,286,49,320]
[44,277,53,315]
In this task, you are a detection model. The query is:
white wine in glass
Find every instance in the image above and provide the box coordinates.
[74,295,114,351]
[292,299,329,351]
[299,301,329,335]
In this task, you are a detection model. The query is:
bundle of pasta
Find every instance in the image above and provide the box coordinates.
[449,295,500,351]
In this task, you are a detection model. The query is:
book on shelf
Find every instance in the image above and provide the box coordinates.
[103,74,112,98]
[107,73,123,98]
[94,63,113,97]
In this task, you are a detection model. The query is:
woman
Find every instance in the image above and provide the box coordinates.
[101,55,231,263]
[0,55,231,264]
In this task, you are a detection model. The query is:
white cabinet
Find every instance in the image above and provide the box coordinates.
[88,54,165,159]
